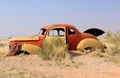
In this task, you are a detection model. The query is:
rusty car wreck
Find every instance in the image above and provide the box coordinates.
[7,24,105,56]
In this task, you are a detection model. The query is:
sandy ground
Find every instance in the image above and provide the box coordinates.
[0,39,120,78]
[0,52,120,78]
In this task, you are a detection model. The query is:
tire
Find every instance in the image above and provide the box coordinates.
[15,51,29,56]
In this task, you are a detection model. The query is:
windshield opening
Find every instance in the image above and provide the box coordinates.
[39,28,46,35]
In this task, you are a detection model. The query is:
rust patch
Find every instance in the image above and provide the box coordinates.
[7,44,22,56]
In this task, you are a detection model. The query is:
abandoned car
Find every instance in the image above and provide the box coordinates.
[7,24,105,56]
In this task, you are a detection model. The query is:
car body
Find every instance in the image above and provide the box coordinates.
[7,24,105,56]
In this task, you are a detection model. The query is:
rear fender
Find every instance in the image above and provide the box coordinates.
[77,38,104,52]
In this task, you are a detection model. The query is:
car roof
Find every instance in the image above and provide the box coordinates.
[41,24,77,30]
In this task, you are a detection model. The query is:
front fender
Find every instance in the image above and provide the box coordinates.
[21,44,41,54]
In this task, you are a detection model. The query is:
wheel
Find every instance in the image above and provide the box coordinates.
[15,51,29,56]
[82,47,95,54]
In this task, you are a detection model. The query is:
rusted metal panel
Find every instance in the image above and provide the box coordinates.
[7,44,22,56]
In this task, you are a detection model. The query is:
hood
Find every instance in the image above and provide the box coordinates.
[9,36,39,41]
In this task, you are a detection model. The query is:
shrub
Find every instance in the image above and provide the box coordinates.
[104,30,120,43]
[38,38,72,66]
[0,44,9,57]
[97,30,120,63]
[104,31,120,54]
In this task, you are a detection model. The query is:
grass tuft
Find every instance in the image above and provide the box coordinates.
[96,30,120,63]
[38,38,72,66]
[0,44,9,57]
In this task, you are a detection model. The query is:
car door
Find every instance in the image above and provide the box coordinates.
[67,28,78,50]
[45,27,67,46]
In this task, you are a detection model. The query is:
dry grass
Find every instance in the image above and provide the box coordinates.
[0,54,63,78]
[38,39,72,66]
[0,67,62,78]
[0,67,37,78]
[0,39,9,57]
[95,30,120,63]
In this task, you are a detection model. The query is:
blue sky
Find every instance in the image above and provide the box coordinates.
[0,0,120,38]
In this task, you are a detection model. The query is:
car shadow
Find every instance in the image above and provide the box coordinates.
[69,51,82,58]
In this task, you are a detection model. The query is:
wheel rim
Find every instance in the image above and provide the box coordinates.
[82,47,95,54]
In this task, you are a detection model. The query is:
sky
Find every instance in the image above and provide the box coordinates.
[0,0,120,38]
